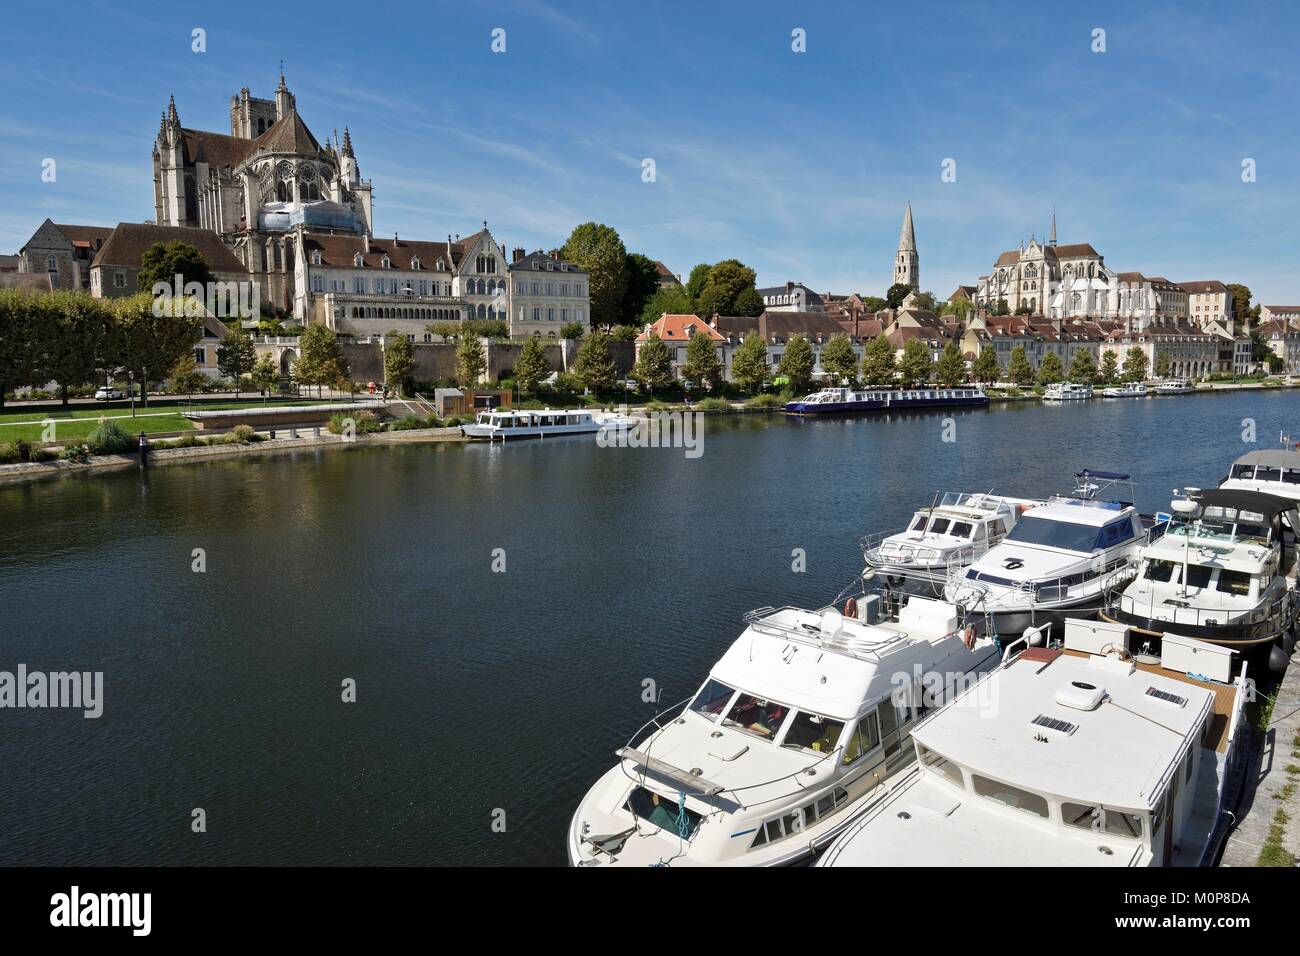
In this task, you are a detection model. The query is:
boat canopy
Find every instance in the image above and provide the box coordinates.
[1075,469,1129,481]
[1231,449,1300,469]
[1192,488,1296,520]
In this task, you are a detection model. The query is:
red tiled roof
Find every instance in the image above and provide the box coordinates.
[638,313,724,342]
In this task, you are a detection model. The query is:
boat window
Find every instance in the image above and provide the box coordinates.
[1144,559,1177,582]
[1230,464,1255,480]
[972,775,1049,817]
[1098,519,1134,548]
[1216,569,1252,596]
[689,679,735,720]
[1061,803,1144,838]
[920,746,964,787]
[909,516,927,532]
[949,521,973,539]
[928,518,951,535]
[842,711,880,765]
[1005,516,1109,553]
[1256,467,1282,483]
[722,694,789,740]
[1285,469,1300,485]
[781,711,844,755]
[1184,564,1213,590]
[625,786,702,839]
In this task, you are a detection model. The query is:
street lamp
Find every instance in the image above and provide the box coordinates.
[128,371,135,418]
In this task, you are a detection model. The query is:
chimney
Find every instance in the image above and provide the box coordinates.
[786,281,794,293]
[363,234,370,253]
[513,247,525,263]
[551,250,560,261]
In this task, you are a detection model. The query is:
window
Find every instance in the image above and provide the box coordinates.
[780,711,843,755]
[1005,516,1110,553]
[1144,559,1177,582]
[722,694,789,740]
[842,711,880,764]
[194,347,206,364]
[972,775,1049,817]
[928,518,951,535]
[688,678,734,719]
[920,746,964,787]
[1062,802,1144,838]
[1216,569,1251,595]
[354,253,364,267]
[1184,564,1212,590]
[949,521,973,538]
[46,255,58,272]
[625,786,701,839]
[113,271,126,289]
[909,516,927,532]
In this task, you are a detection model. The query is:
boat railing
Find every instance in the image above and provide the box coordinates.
[742,606,911,660]
[1108,583,1295,631]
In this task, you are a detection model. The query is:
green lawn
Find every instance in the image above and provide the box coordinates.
[0,398,338,444]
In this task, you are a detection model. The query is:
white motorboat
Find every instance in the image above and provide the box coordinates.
[1043,382,1093,401]
[567,585,1000,867]
[1102,383,1148,398]
[1221,442,1300,505]
[1154,379,1194,394]
[1102,487,1298,673]
[817,618,1251,867]
[862,492,1041,587]
[460,407,635,440]
[943,471,1161,636]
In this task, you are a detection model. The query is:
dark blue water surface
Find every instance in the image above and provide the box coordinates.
[0,391,1293,865]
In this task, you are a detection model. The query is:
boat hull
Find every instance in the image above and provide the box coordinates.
[785,394,989,415]
[1100,606,1291,650]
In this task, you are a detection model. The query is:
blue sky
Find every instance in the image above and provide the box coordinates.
[2,0,1298,302]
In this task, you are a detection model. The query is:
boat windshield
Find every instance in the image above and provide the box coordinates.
[1004,515,1125,552]
[721,694,788,740]
[780,710,844,755]
[689,678,735,719]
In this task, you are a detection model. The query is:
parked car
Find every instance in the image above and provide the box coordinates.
[94,386,124,401]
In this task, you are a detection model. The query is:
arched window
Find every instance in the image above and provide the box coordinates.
[354,252,364,267]
[381,255,390,269]
[411,257,420,270]
[311,250,322,265]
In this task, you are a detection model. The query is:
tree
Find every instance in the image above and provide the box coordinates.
[384,332,416,396]
[685,263,712,304]
[1037,351,1064,385]
[250,353,278,401]
[41,292,111,405]
[632,333,673,394]
[1226,283,1256,329]
[1122,345,1149,383]
[0,290,45,409]
[942,298,972,321]
[169,353,207,397]
[427,321,459,342]
[107,293,203,407]
[216,326,255,396]
[1249,328,1272,366]
[1007,346,1034,386]
[992,298,1010,316]
[638,285,692,326]
[1155,353,1171,379]
[730,331,769,394]
[885,283,913,310]
[897,339,932,386]
[860,335,896,386]
[861,296,887,312]
[972,345,1000,383]
[694,259,760,318]
[572,331,618,393]
[622,253,661,326]
[777,335,815,393]
[682,330,723,392]
[912,291,938,312]
[137,240,212,293]
[935,341,966,386]
[559,321,585,340]
[294,323,350,397]
[1068,350,1097,384]
[1099,350,1119,385]
[514,336,550,393]
[560,222,627,329]
[455,335,486,387]
[732,287,764,316]
[820,334,858,384]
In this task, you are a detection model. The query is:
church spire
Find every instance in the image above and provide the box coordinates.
[898,200,916,251]
[166,94,179,127]
[342,126,354,157]
[893,201,920,292]
[1050,207,1057,246]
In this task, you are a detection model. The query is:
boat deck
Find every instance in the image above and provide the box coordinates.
[1061,649,1236,752]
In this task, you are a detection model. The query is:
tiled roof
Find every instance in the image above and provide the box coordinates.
[1179,280,1228,294]
[302,230,483,272]
[0,273,54,292]
[181,129,257,169]
[1050,243,1100,259]
[52,223,115,247]
[90,223,247,274]
[507,250,586,274]
[638,313,724,342]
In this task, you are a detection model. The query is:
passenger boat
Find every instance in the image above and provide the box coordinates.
[460,408,635,440]
[784,386,987,415]
[1042,381,1092,401]
[1154,379,1194,394]
[862,492,1042,590]
[817,617,1251,867]
[1101,488,1298,673]
[567,579,999,867]
[1102,383,1148,398]
[943,471,1163,637]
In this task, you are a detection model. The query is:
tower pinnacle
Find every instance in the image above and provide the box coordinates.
[893,201,920,291]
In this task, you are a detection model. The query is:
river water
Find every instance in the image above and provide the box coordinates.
[0,391,1291,865]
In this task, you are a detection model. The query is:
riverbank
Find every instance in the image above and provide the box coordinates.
[0,425,466,484]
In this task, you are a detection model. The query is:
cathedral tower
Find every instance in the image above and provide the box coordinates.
[893,201,919,291]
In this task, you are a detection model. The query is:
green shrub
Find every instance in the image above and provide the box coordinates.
[390,414,430,431]
[327,411,382,435]
[169,434,204,448]
[30,447,58,463]
[644,400,672,412]
[61,443,91,462]
[231,425,257,443]
[745,393,783,408]
[694,397,731,411]
[86,420,135,456]
[0,443,19,464]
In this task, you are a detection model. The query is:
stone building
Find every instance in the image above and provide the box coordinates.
[507,249,588,338]
[17,220,114,291]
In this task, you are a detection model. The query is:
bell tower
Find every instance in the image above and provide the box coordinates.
[894,201,919,291]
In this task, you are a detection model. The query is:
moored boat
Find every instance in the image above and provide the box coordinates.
[785,386,987,415]
[817,617,1251,867]
[1154,379,1194,394]
[1043,381,1093,401]
[460,408,636,440]
[1102,382,1148,398]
